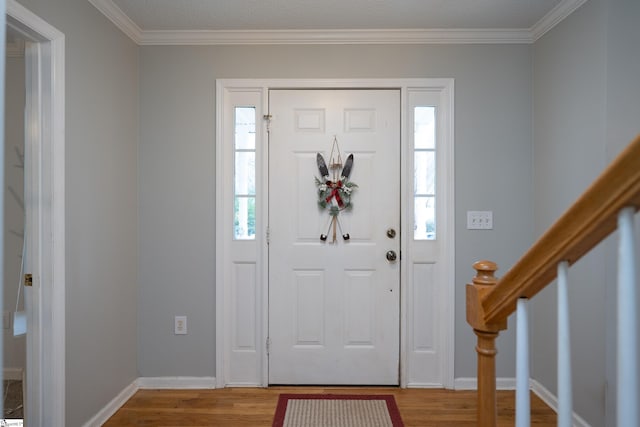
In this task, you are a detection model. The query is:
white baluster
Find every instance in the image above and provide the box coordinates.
[617,207,638,426]
[516,297,530,427]
[557,261,572,427]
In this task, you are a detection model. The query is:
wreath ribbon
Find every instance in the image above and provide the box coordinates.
[325,181,345,208]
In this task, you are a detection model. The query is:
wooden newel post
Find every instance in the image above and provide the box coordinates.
[466,261,507,427]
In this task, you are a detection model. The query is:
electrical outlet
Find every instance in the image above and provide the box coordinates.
[174,316,187,335]
[467,211,493,230]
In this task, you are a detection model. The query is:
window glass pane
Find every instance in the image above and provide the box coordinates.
[234,196,256,240]
[234,106,256,240]
[415,106,436,149]
[414,196,436,240]
[235,152,255,195]
[235,107,256,150]
[414,151,435,195]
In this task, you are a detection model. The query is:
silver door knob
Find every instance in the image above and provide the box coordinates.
[386,250,397,262]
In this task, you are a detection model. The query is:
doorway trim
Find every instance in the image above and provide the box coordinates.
[7,1,65,425]
[215,78,454,389]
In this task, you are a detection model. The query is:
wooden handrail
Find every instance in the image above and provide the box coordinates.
[484,134,640,323]
[466,134,640,425]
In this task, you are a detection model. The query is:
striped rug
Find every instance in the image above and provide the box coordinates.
[272,394,404,427]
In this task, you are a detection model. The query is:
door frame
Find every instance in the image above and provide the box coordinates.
[216,79,454,389]
[7,1,66,425]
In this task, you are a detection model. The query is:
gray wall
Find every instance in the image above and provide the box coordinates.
[15,0,639,424]
[533,1,608,424]
[605,0,640,155]
[14,0,139,425]
[604,0,640,423]
[137,44,534,378]
[532,0,640,424]
[134,2,639,424]
[3,53,26,372]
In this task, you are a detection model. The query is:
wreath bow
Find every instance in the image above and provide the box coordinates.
[326,180,345,208]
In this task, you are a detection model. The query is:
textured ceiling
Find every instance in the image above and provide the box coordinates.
[111,0,563,31]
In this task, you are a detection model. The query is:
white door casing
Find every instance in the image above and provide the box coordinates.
[216,79,454,389]
[7,2,66,424]
[267,89,400,385]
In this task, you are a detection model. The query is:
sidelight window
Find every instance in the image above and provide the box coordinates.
[234,107,256,240]
[413,106,436,240]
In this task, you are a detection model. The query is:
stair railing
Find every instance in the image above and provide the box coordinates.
[466,134,640,426]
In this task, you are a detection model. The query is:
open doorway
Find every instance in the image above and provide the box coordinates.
[3,26,26,425]
[4,1,66,425]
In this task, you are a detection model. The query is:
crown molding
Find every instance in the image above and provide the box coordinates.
[88,0,142,44]
[531,0,590,41]
[88,0,587,46]
[138,28,533,45]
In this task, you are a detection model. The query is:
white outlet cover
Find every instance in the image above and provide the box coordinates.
[174,315,187,335]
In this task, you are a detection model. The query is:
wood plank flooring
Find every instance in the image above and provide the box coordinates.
[104,387,557,426]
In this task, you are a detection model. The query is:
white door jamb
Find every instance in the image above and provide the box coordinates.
[7,1,65,425]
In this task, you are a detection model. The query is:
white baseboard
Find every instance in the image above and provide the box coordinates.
[530,379,591,427]
[138,376,217,389]
[454,377,590,426]
[454,377,517,390]
[223,381,266,387]
[82,379,138,427]
[3,367,24,381]
[83,376,217,427]
[406,382,449,388]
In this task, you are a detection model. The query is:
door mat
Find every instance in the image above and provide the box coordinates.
[272,394,404,427]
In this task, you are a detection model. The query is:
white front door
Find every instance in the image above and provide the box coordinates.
[268,89,400,385]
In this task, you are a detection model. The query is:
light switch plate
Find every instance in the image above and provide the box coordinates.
[467,211,493,230]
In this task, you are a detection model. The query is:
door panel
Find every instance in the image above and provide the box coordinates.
[268,89,400,385]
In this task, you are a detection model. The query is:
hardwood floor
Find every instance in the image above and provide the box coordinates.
[104,387,557,426]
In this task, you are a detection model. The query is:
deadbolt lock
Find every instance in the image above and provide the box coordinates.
[386,228,396,239]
